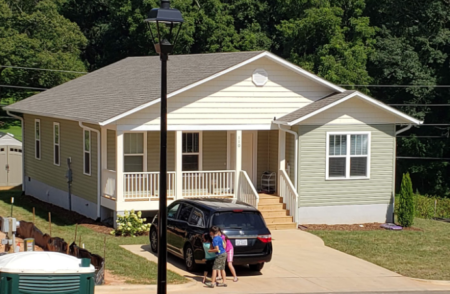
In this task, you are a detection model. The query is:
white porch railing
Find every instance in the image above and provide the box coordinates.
[103,170,117,199]
[237,171,259,208]
[182,170,235,198]
[123,172,176,200]
[279,169,299,224]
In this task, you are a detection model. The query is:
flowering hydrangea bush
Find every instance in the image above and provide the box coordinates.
[110,210,151,237]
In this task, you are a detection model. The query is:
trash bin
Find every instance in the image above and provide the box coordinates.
[0,251,96,294]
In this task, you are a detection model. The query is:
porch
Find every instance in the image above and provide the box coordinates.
[99,129,298,224]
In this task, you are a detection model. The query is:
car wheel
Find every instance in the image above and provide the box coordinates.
[150,228,158,253]
[184,245,197,271]
[249,262,264,272]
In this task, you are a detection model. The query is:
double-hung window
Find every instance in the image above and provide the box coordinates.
[53,122,60,166]
[83,130,91,175]
[124,133,144,172]
[182,132,200,171]
[35,119,41,159]
[327,132,370,179]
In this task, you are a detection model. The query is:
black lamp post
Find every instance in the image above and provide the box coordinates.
[144,2,183,294]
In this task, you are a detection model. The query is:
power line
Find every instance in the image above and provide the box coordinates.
[397,136,447,138]
[340,85,450,88]
[0,85,48,90]
[0,65,87,74]
[389,104,450,106]
[397,156,450,161]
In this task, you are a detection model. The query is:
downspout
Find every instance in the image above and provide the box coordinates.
[395,124,413,136]
[6,111,25,193]
[79,122,101,220]
[277,124,298,189]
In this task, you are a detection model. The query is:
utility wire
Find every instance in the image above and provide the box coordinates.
[340,85,450,88]
[389,104,450,106]
[0,65,87,74]
[0,85,48,90]
[397,156,450,161]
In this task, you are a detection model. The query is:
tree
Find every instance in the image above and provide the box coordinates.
[397,173,415,227]
[0,0,87,104]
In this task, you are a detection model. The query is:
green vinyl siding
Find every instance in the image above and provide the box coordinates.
[107,130,116,170]
[24,114,99,203]
[203,131,227,170]
[147,131,175,171]
[257,130,278,190]
[298,124,395,207]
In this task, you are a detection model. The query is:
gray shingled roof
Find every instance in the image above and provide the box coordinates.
[5,51,264,124]
[275,90,357,124]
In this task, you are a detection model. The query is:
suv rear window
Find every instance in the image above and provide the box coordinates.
[212,211,266,230]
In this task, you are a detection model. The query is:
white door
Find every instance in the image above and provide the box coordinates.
[230,131,257,186]
[0,147,7,186]
[7,146,23,186]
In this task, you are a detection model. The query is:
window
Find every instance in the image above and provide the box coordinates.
[212,211,267,230]
[182,132,200,171]
[83,130,91,175]
[35,119,41,159]
[188,209,205,227]
[327,133,370,179]
[53,123,60,166]
[178,204,193,222]
[124,133,144,172]
[168,203,180,219]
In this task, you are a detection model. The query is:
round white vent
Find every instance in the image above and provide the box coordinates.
[252,69,268,86]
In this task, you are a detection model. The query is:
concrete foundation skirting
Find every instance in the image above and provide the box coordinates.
[298,203,394,225]
[25,177,98,220]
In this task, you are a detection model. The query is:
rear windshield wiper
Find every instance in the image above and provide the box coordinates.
[228,227,242,229]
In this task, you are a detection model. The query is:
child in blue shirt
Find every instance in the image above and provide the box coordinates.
[205,226,227,288]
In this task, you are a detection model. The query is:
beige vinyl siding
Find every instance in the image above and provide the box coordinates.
[297,124,395,207]
[116,57,333,127]
[24,114,99,203]
[107,130,116,171]
[256,130,279,190]
[302,97,405,125]
[203,131,227,170]
[285,132,296,183]
[147,131,175,171]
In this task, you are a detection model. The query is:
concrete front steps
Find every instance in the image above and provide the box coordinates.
[258,194,297,230]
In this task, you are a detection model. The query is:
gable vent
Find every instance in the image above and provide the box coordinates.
[252,69,268,87]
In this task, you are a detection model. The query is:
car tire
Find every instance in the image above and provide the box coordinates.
[150,228,158,253]
[184,244,197,271]
[249,262,264,272]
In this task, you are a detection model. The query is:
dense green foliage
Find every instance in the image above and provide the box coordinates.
[1,0,450,196]
[396,194,450,220]
[398,173,415,227]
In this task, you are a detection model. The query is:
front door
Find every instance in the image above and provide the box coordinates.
[230,131,257,186]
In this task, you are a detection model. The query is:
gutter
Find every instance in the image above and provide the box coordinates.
[79,122,101,220]
[277,124,298,189]
[395,124,413,136]
[6,111,25,193]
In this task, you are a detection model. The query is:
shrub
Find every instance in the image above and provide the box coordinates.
[110,210,151,237]
[397,173,415,227]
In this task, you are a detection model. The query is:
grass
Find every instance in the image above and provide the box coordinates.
[0,125,22,141]
[0,190,187,285]
[310,218,450,280]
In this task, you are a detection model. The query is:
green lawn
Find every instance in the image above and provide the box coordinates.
[0,190,186,285]
[310,218,450,280]
[0,125,22,141]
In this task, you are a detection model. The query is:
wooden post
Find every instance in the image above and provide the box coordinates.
[74,224,78,244]
[103,236,107,273]
[79,235,81,246]
[32,207,35,224]
[48,212,52,236]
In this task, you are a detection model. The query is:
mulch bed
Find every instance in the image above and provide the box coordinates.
[299,223,422,231]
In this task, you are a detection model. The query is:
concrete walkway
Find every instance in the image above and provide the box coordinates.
[100,230,450,293]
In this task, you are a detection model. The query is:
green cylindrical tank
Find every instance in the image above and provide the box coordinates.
[0,252,95,294]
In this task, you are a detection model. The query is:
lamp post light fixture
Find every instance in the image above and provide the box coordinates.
[144,1,183,294]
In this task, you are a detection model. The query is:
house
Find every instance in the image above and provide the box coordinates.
[4,51,422,228]
[0,132,23,187]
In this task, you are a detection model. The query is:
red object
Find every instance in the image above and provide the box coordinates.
[257,234,272,243]
[233,209,243,212]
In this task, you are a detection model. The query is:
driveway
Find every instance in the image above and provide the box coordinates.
[116,230,450,293]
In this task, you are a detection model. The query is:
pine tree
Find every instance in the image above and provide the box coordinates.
[397,173,415,227]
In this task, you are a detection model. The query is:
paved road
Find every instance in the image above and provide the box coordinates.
[103,230,450,294]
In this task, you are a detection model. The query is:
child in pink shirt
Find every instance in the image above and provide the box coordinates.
[220,228,238,282]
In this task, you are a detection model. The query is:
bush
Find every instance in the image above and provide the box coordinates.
[397,173,415,227]
[110,210,151,237]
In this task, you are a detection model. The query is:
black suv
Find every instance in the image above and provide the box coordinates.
[149,198,272,272]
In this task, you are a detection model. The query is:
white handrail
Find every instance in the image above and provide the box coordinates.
[237,171,259,208]
[182,170,235,198]
[279,169,299,224]
[123,172,176,199]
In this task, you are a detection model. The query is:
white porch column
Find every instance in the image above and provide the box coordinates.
[278,129,286,193]
[175,131,183,199]
[116,130,124,206]
[235,130,242,195]
[100,127,107,198]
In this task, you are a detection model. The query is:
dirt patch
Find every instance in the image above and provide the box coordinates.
[104,269,128,285]
[0,231,44,252]
[299,223,422,231]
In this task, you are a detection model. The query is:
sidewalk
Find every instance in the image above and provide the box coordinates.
[98,230,450,294]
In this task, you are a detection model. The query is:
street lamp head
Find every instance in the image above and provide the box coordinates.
[145,1,184,55]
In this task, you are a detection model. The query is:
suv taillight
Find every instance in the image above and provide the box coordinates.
[257,234,272,243]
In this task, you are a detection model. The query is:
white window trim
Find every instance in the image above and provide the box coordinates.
[53,122,60,166]
[325,131,371,180]
[35,119,41,160]
[83,129,91,176]
[182,131,203,171]
[123,132,146,172]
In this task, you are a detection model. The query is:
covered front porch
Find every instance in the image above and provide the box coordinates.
[99,128,298,218]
